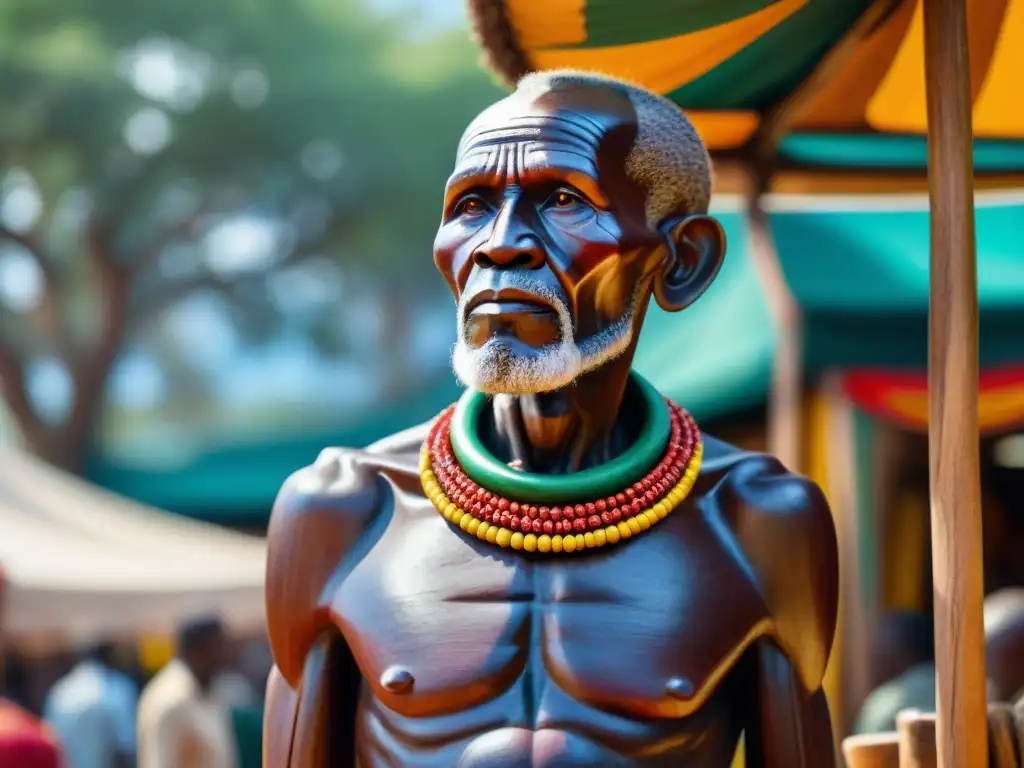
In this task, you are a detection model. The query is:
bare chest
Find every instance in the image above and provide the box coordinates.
[329,493,768,722]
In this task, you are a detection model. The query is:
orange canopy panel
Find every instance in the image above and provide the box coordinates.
[804,0,1024,138]
[841,366,1024,434]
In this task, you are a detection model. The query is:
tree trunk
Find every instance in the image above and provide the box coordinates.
[1,233,128,475]
[3,342,121,475]
[18,427,91,474]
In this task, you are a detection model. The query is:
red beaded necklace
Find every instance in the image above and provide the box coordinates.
[419,398,703,554]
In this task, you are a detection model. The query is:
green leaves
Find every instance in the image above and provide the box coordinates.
[0,0,505,467]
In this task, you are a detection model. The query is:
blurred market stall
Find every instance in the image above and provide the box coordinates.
[0,447,266,650]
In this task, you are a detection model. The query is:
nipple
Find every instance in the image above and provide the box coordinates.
[381,666,415,695]
[665,677,695,700]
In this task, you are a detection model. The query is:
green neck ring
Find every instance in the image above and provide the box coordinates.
[449,372,671,504]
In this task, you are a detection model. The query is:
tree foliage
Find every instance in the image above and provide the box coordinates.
[0,0,502,469]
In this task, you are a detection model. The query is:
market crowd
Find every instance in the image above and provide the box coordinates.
[1,602,269,768]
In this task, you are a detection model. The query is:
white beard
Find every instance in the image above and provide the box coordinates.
[451,274,635,395]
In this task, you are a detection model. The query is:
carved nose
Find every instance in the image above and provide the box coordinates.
[474,240,545,270]
[474,200,546,269]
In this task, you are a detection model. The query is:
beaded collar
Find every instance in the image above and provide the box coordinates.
[419,374,702,554]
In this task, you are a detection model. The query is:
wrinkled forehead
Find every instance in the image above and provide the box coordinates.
[455,86,639,173]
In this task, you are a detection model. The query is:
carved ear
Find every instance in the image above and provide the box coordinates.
[652,214,726,313]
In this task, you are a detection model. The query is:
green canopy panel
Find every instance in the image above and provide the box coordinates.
[656,0,869,110]
[804,309,1024,371]
[85,376,463,519]
[635,207,774,417]
[780,134,1024,173]
[769,190,1024,370]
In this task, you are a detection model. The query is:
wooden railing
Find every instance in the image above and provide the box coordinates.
[843,702,1024,768]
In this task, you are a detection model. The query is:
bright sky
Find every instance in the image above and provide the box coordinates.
[368,0,466,35]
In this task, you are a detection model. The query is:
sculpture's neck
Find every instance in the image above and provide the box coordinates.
[489,352,639,474]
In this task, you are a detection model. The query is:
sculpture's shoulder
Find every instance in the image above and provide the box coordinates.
[266,418,433,686]
[270,418,432,532]
[699,434,839,693]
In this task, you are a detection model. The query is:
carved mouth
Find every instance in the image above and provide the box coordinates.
[465,289,557,317]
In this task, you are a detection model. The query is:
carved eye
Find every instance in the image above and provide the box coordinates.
[454,196,486,217]
[547,188,586,210]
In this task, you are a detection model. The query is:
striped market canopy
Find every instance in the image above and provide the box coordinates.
[842,366,1024,434]
[467,0,1024,186]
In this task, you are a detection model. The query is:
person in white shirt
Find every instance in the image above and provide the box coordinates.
[210,637,259,710]
[43,642,137,768]
[137,616,238,768]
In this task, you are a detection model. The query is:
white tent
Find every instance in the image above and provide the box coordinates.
[0,448,267,650]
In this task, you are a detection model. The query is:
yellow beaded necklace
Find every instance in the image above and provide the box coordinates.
[419,386,702,555]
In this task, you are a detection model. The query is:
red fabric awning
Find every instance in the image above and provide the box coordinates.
[842,366,1024,435]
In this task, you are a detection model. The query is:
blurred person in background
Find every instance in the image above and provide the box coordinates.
[211,638,258,710]
[43,641,138,768]
[219,637,273,768]
[854,612,937,734]
[138,616,237,768]
[985,587,1024,704]
[237,637,273,700]
[855,591,1024,735]
[0,566,62,767]
[209,636,260,768]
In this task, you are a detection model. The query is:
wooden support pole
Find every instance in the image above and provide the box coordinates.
[922,0,987,766]
[746,185,803,472]
[823,373,873,735]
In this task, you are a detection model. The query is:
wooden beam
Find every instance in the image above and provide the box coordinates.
[711,164,1024,196]
[824,372,874,736]
[808,383,846,740]
[766,171,1024,196]
[921,0,987,766]
[745,174,803,471]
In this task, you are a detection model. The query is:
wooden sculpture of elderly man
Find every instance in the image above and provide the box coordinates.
[263,70,839,768]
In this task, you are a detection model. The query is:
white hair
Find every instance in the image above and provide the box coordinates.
[516,69,712,224]
[452,272,635,395]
